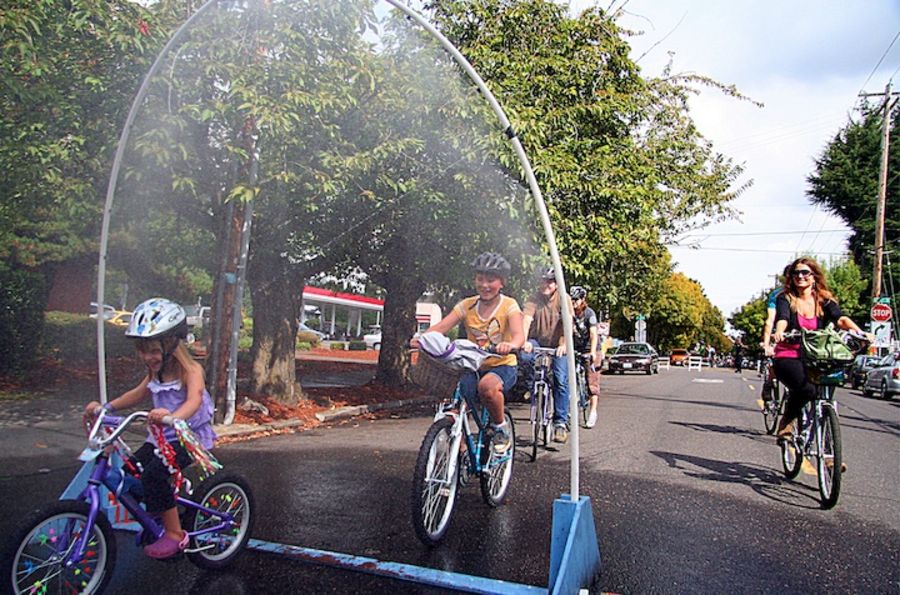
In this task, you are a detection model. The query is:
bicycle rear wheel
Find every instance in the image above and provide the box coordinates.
[480,409,516,507]
[411,417,459,546]
[780,436,802,479]
[5,500,115,595]
[184,472,255,569]
[816,407,842,509]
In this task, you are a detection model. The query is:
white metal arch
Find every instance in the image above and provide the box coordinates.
[95,0,582,499]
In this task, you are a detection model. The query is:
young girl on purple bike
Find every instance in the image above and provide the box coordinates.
[85,297,215,559]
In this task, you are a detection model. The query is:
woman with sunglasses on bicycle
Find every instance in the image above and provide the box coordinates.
[771,257,867,441]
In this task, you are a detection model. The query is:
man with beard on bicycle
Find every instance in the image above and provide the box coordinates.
[521,267,573,443]
[570,286,601,428]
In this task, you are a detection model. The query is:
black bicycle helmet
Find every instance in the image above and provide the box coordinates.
[570,286,587,300]
[471,252,511,278]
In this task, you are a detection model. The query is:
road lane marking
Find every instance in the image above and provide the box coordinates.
[802,458,816,476]
[691,379,723,383]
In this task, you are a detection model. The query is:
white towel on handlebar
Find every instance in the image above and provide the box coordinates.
[417,331,499,372]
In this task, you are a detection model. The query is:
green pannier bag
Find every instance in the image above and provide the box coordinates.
[800,324,854,369]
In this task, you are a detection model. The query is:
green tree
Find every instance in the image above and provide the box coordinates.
[729,292,769,350]
[807,104,900,301]
[0,0,165,370]
[639,272,727,353]
[426,0,749,314]
[824,255,867,321]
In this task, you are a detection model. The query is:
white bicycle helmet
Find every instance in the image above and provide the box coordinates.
[126,298,188,340]
[471,252,511,278]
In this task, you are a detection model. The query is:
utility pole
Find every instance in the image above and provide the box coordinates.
[860,82,899,300]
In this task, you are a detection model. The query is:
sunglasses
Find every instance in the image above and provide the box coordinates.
[791,269,813,278]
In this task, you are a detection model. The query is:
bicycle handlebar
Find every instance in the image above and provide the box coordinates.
[87,409,175,449]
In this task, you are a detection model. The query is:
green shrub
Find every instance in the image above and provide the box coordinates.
[295,341,312,351]
[296,330,322,345]
[41,312,135,363]
[0,266,47,374]
[348,341,367,351]
[330,342,346,350]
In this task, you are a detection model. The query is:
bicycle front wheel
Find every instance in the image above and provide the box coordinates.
[530,384,547,462]
[5,500,115,595]
[577,367,589,427]
[184,472,255,569]
[480,409,516,507]
[411,417,459,546]
[816,407,842,509]
[763,382,781,435]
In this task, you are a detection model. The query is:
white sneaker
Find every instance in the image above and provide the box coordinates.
[491,424,512,455]
[586,410,597,429]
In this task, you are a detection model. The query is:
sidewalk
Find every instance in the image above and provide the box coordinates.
[0,349,433,451]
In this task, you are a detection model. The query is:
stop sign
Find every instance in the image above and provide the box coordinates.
[871,303,893,322]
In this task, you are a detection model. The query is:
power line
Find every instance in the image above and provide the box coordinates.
[859,28,900,95]
[676,229,846,239]
[669,245,846,256]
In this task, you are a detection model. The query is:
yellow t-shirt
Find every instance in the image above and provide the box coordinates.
[452,295,521,369]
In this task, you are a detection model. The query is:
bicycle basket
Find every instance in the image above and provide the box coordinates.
[410,352,463,400]
[800,326,854,371]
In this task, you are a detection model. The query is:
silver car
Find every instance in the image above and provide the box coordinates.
[862,352,900,400]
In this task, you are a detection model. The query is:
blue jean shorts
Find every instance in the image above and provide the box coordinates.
[458,365,518,401]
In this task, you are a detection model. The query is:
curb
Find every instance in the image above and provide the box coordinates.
[213,395,436,440]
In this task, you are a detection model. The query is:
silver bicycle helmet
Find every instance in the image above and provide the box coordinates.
[539,267,556,281]
[570,286,587,300]
[471,252,511,278]
[126,298,188,341]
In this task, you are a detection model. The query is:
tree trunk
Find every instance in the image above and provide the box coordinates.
[248,249,302,406]
[209,201,243,422]
[375,276,424,386]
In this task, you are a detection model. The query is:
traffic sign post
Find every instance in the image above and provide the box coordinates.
[635,318,646,343]
[871,303,893,349]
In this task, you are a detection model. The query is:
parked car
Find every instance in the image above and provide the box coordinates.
[184,305,210,329]
[862,352,900,400]
[89,302,116,320]
[298,321,327,341]
[105,310,132,328]
[669,349,690,366]
[363,329,381,350]
[606,342,659,375]
[848,354,882,389]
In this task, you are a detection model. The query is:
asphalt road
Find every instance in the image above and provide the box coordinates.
[2,366,898,593]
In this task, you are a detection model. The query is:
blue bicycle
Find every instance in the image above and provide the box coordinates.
[410,353,516,546]
[5,410,254,594]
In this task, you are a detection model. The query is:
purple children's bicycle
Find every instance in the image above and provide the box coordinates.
[4,409,254,594]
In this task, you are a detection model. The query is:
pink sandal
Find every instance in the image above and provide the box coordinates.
[144,530,189,559]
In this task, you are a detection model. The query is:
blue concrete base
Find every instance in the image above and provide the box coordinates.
[548,494,601,594]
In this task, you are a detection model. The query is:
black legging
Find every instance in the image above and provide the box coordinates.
[135,441,193,514]
[773,357,816,428]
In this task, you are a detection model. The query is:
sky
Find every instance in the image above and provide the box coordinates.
[569,0,900,318]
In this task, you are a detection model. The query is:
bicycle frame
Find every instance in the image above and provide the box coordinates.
[530,349,556,424]
[66,415,238,566]
[433,384,501,479]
